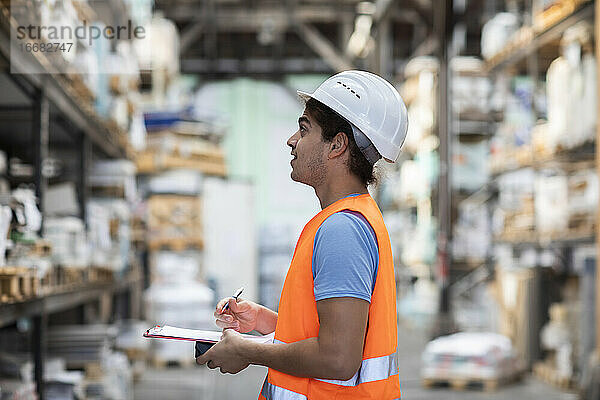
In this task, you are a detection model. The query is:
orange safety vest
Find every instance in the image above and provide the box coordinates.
[259,194,401,400]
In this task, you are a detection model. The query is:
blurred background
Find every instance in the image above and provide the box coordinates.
[0,0,598,399]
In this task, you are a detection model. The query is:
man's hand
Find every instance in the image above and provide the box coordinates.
[214,298,278,335]
[196,329,250,374]
[214,298,260,333]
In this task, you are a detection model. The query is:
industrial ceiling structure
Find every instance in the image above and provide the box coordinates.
[154,0,488,79]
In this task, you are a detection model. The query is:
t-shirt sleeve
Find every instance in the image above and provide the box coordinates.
[312,211,379,303]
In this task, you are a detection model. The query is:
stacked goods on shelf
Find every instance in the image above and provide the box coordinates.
[46,325,132,399]
[482,1,591,65]
[481,13,520,62]
[488,75,538,175]
[491,264,545,368]
[143,188,213,363]
[450,57,493,268]
[115,320,150,380]
[453,197,491,264]
[544,21,596,155]
[139,145,217,363]
[374,58,440,326]
[88,160,139,278]
[134,13,180,107]
[0,353,36,400]
[7,0,149,155]
[144,281,214,366]
[494,169,536,240]
[0,161,141,303]
[421,332,522,391]
[43,183,88,281]
[146,194,203,250]
[137,113,227,177]
[387,57,439,279]
[490,21,597,243]
[3,188,55,301]
[535,300,580,389]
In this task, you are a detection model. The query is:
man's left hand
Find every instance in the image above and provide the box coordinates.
[196,329,250,374]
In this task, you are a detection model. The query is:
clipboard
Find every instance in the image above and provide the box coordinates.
[143,325,275,357]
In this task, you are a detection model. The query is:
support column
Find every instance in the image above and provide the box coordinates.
[595,0,600,357]
[434,0,454,336]
[79,134,91,227]
[32,313,47,400]
[32,88,49,233]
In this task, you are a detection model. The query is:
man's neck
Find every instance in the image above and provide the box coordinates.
[315,180,368,209]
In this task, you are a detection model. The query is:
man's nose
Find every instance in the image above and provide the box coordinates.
[287,131,299,148]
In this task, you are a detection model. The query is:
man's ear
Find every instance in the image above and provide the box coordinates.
[329,132,349,159]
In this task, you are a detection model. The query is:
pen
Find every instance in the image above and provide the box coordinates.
[220,286,244,314]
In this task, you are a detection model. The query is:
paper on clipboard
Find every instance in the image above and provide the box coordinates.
[143,325,275,344]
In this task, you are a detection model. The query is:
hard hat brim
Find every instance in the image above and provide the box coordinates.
[297,90,313,102]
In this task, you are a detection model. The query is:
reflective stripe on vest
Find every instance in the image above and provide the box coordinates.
[273,339,399,388]
[316,353,399,387]
[261,379,402,400]
[261,379,307,400]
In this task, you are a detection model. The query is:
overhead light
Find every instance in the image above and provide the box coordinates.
[346,14,373,58]
[357,1,376,15]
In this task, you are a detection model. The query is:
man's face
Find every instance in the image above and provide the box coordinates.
[287,109,327,187]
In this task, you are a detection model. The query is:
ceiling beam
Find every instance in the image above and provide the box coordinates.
[180,22,204,54]
[295,22,355,72]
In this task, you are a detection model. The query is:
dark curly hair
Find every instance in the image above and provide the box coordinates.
[304,97,378,186]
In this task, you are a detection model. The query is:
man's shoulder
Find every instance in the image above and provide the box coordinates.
[317,210,376,242]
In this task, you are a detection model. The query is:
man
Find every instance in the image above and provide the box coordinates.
[197,70,408,400]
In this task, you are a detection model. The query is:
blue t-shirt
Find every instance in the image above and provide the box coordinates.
[312,196,379,303]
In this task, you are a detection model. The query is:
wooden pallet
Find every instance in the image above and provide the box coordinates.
[533,361,577,390]
[422,371,522,392]
[57,266,87,288]
[147,237,204,251]
[150,356,195,369]
[136,152,227,176]
[88,266,114,283]
[120,347,148,361]
[0,267,39,303]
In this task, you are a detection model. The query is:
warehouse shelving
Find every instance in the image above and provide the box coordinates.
[478,0,600,391]
[0,268,143,328]
[485,1,594,73]
[0,2,141,399]
[0,3,133,160]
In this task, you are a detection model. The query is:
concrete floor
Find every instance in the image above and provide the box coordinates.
[134,322,579,400]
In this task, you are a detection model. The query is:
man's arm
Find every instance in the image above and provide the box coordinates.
[199,297,369,380]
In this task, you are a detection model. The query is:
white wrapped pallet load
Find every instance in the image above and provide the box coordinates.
[534,174,569,235]
[89,160,138,203]
[86,199,131,274]
[546,57,570,151]
[422,332,519,382]
[144,282,214,362]
[149,250,203,284]
[568,170,598,217]
[481,13,519,60]
[0,206,11,267]
[143,170,204,196]
[580,53,597,143]
[44,182,80,217]
[43,218,89,268]
[134,13,180,76]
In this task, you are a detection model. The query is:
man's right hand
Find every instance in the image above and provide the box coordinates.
[214,298,261,333]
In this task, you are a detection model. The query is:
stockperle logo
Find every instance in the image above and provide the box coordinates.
[16,20,146,46]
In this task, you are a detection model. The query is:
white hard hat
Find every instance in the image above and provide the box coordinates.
[298,70,408,163]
